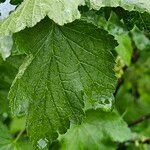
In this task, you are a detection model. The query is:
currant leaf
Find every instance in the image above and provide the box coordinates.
[60,110,132,150]
[0,0,85,35]
[86,0,150,13]
[9,19,117,148]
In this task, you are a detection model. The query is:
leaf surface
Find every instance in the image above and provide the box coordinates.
[0,55,24,117]
[114,7,150,33]
[0,123,32,150]
[86,0,150,13]
[0,0,85,35]
[0,35,13,60]
[60,110,132,150]
[9,19,117,148]
[10,0,23,5]
[131,26,150,51]
[82,10,133,66]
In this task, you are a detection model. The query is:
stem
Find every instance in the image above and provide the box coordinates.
[128,114,150,127]
[143,138,150,144]
[131,49,139,63]
[114,78,124,96]
[13,130,25,143]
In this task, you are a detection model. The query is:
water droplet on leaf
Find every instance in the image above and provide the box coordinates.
[37,138,48,149]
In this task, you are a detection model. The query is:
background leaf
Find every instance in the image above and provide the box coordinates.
[0,0,85,35]
[59,110,132,150]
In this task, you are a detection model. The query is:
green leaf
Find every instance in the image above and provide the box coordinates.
[106,12,133,66]
[115,53,150,147]
[0,35,13,60]
[0,123,32,150]
[0,55,24,117]
[9,117,26,134]
[9,18,117,148]
[0,0,85,35]
[116,53,150,123]
[60,110,132,150]
[115,34,132,66]
[82,10,133,66]
[86,0,150,13]
[114,7,150,33]
[131,26,150,51]
[0,55,3,64]
[0,123,12,149]
[10,0,23,5]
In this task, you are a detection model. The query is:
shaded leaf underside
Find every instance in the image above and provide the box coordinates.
[0,0,85,35]
[0,0,150,36]
[86,0,150,13]
[8,19,117,148]
[85,1,150,34]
